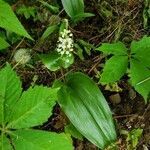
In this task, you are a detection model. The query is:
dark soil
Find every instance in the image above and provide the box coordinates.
[0,0,150,149]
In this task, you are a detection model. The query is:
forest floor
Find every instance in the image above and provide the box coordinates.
[0,0,150,149]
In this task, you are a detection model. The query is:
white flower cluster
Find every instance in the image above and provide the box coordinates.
[56,29,74,57]
[13,48,31,65]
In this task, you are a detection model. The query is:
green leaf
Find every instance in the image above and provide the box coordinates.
[100,56,128,84]
[0,64,22,124]
[40,25,58,41]
[73,12,95,22]
[133,47,150,68]
[78,39,94,55]
[58,72,117,149]
[11,129,73,150]
[7,86,58,129]
[40,52,74,71]
[127,128,143,149]
[16,5,36,19]
[61,0,84,18]
[61,0,93,22]
[0,135,12,150]
[38,0,59,14]
[39,52,61,71]
[0,0,32,40]
[60,54,74,69]
[74,43,84,60]
[96,42,127,55]
[0,37,10,50]
[130,59,150,103]
[131,36,150,54]
[65,124,83,140]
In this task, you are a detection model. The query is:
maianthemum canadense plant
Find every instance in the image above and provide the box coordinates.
[0,64,117,150]
[0,64,73,150]
[96,36,150,103]
[61,0,94,22]
[39,19,75,71]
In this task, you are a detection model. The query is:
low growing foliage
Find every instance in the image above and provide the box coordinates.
[96,36,150,103]
[0,0,32,40]
[58,72,117,149]
[39,19,74,71]
[0,64,73,150]
[61,0,94,22]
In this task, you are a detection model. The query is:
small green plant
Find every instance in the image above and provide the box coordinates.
[61,0,94,22]
[39,19,74,71]
[74,39,94,60]
[16,4,37,20]
[121,128,143,150]
[57,72,117,149]
[38,0,59,14]
[0,0,33,51]
[0,64,73,150]
[96,36,150,103]
[143,0,150,29]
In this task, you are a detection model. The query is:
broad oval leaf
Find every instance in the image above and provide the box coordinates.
[130,59,150,103]
[58,72,117,149]
[131,36,150,54]
[0,0,32,40]
[39,52,74,71]
[39,52,61,71]
[96,42,127,55]
[100,55,128,84]
[61,0,84,18]
[11,130,73,150]
[133,47,150,69]
[7,86,58,129]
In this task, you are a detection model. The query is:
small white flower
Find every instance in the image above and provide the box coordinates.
[66,59,70,63]
[60,51,65,55]
[56,28,74,59]
[13,48,31,65]
[66,51,69,55]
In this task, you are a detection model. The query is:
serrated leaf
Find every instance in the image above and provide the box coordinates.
[130,59,150,103]
[58,72,117,149]
[11,130,73,150]
[100,56,128,84]
[0,0,32,40]
[0,135,12,150]
[131,36,150,54]
[0,37,10,50]
[39,52,61,71]
[0,64,22,124]
[7,86,58,129]
[96,42,127,55]
[61,0,84,18]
